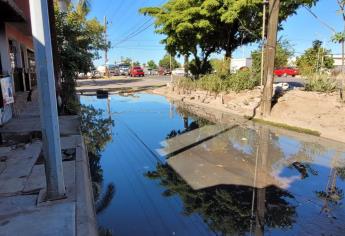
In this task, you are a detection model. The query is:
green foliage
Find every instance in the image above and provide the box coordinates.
[120,57,132,65]
[81,105,113,155]
[175,69,259,93]
[80,105,114,211]
[305,74,337,93]
[296,40,334,76]
[210,58,231,79]
[159,54,180,69]
[147,60,158,69]
[140,0,318,76]
[145,163,296,235]
[55,5,108,112]
[252,40,294,74]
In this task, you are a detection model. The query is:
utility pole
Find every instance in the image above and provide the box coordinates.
[104,16,109,78]
[29,0,66,200]
[261,0,280,117]
[170,54,173,82]
[260,0,268,86]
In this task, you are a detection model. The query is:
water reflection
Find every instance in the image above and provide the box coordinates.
[156,113,345,235]
[80,93,345,236]
[80,104,115,233]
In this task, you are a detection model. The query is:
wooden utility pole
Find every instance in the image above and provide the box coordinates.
[104,16,109,78]
[261,0,280,117]
[260,0,269,86]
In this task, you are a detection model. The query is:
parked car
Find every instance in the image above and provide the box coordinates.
[97,64,120,76]
[129,66,145,77]
[87,70,102,79]
[274,67,299,77]
[172,68,191,76]
[119,64,130,75]
[171,68,185,76]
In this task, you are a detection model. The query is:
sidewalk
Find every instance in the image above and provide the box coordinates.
[0,90,97,236]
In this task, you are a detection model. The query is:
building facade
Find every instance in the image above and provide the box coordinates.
[0,0,35,124]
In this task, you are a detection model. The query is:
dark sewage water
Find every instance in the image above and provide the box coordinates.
[80,93,345,236]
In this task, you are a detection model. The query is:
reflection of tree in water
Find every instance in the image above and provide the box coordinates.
[316,152,345,216]
[81,105,115,234]
[166,107,211,139]
[146,163,296,235]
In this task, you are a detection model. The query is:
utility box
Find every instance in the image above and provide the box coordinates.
[230,58,253,72]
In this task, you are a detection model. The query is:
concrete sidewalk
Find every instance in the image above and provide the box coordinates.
[0,90,97,236]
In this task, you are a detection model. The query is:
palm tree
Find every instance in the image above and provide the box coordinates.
[77,0,91,13]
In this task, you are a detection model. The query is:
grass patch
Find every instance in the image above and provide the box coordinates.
[250,118,321,136]
[305,74,337,93]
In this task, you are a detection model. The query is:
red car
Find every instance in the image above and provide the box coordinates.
[274,67,299,77]
[129,66,145,77]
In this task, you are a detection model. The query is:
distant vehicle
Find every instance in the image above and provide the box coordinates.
[97,64,120,76]
[108,64,120,76]
[129,66,145,77]
[274,67,299,77]
[163,69,171,75]
[87,70,102,79]
[172,68,190,76]
[118,64,130,75]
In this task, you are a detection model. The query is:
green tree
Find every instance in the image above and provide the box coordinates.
[147,60,158,69]
[140,0,317,76]
[252,40,294,75]
[55,5,108,113]
[159,54,180,69]
[133,61,140,66]
[121,57,132,65]
[296,40,334,76]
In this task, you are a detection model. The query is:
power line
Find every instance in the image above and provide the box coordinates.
[113,20,155,47]
[303,6,336,33]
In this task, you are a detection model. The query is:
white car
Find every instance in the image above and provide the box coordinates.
[172,68,190,76]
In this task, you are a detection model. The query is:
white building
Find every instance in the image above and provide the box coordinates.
[230,58,253,72]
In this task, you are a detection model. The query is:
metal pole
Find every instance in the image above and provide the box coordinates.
[260,0,268,86]
[29,0,66,200]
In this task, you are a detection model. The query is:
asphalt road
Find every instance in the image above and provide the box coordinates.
[274,76,305,88]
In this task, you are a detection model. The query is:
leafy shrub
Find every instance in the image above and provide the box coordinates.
[305,74,337,93]
[173,69,259,93]
[225,70,259,92]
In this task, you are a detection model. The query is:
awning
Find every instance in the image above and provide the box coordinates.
[0,0,26,22]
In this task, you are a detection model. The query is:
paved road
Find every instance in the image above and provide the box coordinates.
[76,75,171,93]
[274,76,305,88]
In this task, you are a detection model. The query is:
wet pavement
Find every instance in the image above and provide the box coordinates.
[81,93,345,236]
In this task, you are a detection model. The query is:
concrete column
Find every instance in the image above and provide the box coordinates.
[0,23,11,76]
[29,0,66,199]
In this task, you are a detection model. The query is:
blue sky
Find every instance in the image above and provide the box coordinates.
[82,0,343,66]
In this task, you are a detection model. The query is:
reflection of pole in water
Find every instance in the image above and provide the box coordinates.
[183,116,189,129]
[250,126,270,236]
[107,96,111,120]
[169,103,174,119]
[321,151,341,214]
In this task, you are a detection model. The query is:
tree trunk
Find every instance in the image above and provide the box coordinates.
[184,54,189,77]
[260,0,280,117]
[47,0,62,98]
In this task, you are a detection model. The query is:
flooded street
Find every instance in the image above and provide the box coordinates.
[81,93,345,236]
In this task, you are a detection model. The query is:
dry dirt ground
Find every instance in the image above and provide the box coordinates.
[151,85,345,143]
